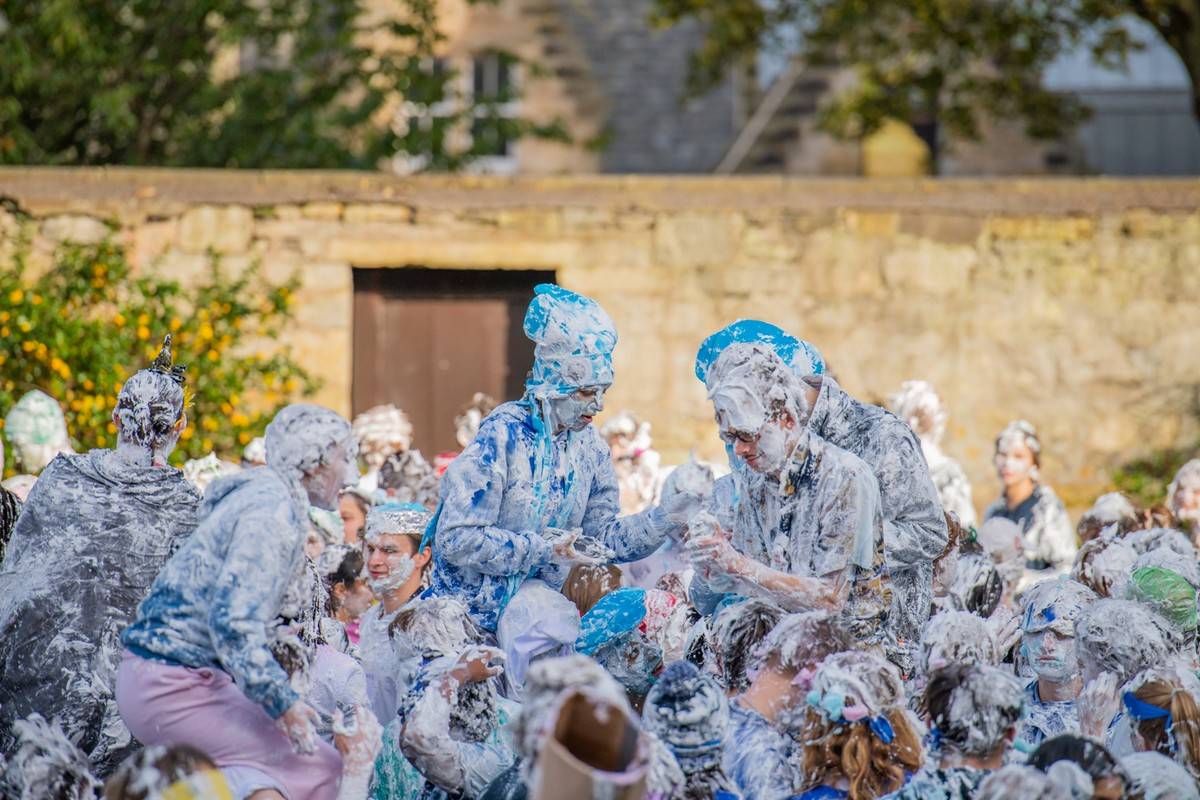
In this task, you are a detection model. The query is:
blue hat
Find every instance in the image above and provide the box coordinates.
[694,320,824,384]
[575,587,647,656]
[523,284,617,398]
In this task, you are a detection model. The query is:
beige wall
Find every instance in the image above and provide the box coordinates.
[2,168,1198,516]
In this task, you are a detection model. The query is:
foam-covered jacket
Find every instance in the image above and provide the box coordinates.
[0,451,199,775]
[122,466,308,720]
[805,376,948,642]
[692,429,888,643]
[429,401,672,631]
[983,483,1075,575]
[724,702,798,800]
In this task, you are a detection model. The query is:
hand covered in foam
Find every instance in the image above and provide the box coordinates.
[334,705,383,800]
[547,527,613,566]
[334,705,383,771]
[988,606,1022,657]
[278,700,321,756]
[448,646,506,685]
[658,458,715,531]
[685,513,749,586]
[1078,671,1120,740]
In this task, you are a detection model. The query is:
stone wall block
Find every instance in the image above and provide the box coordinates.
[343,203,414,223]
[178,205,253,254]
[42,214,110,244]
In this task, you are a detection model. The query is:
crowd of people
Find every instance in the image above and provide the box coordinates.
[0,286,1199,800]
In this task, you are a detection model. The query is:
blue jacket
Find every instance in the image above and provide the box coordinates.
[428,401,670,631]
[122,467,308,719]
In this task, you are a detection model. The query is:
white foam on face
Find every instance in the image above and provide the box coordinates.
[887,380,946,444]
[367,551,415,596]
[706,343,810,473]
[266,404,357,509]
[920,610,999,675]
[1168,459,1200,529]
[994,420,1041,482]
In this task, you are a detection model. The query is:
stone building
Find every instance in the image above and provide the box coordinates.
[425,2,1200,177]
[2,168,1199,518]
[415,0,739,174]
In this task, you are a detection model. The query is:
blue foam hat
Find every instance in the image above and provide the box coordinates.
[694,319,824,384]
[575,587,647,656]
[523,284,617,398]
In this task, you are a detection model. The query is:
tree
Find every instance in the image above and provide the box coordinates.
[651,0,1200,170]
[0,0,563,169]
[0,234,317,473]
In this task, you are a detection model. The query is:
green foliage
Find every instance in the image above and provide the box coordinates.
[1112,440,1198,509]
[0,236,318,475]
[0,0,566,169]
[651,0,1200,166]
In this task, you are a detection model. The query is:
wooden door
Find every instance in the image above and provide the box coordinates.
[352,268,555,455]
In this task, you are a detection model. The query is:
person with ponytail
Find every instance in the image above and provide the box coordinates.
[0,336,200,776]
[788,651,923,800]
[1125,667,1200,781]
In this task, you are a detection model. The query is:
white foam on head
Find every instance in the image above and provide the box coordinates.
[352,404,413,469]
[887,380,946,443]
[920,610,999,675]
[1122,751,1200,800]
[705,342,810,437]
[1,713,101,800]
[1134,547,1200,590]
[754,610,849,674]
[1075,598,1177,684]
[512,654,630,767]
[266,404,356,492]
[808,650,905,718]
[1168,459,1200,527]
[933,665,1025,757]
[975,764,1070,799]
[659,457,715,510]
[391,596,481,660]
[1080,492,1137,529]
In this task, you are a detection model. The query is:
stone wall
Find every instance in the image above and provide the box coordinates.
[2,168,1199,514]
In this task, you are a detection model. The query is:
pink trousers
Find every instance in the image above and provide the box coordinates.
[116,651,341,800]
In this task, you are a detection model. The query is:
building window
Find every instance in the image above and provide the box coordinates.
[467,51,519,172]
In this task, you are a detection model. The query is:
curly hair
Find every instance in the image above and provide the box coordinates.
[800,707,923,800]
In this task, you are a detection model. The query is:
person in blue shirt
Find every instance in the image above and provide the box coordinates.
[426,284,702,637]
[117,403,360,800]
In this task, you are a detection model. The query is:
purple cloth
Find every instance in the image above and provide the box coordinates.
[116,651,341,800]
